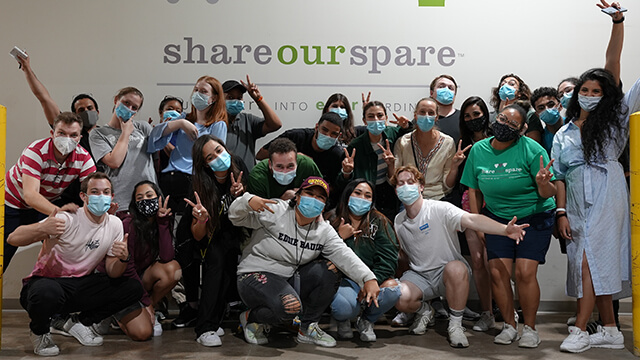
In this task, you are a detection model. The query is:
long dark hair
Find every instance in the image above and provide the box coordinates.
[191,134,244,234]
[128,180,165,260]
[490,73,531,111]
[566,68,627,164]
[323,93,355,144]
[459,96,491,149]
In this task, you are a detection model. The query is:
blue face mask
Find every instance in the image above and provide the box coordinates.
[367,120,386,135]
[208,150,231,172]
[226,99,245,116]
[396,184,421,206]
[348,196,372,216]
[436,88,455,105]
[316,132,337,150]
[298,195,325,219]
[578,94,602,112]
[498,84,517,101]
[192,92,211,111]
[560,91,573,109]
[115,102,136,122]
[272,168,296,185]
[87,194,112,216]
[163,110,182,122]
[539,108,561,125]
[416,115,436,132]
[329,107,348,120]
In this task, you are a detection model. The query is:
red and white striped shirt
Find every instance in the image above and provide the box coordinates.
[5,138,96,209]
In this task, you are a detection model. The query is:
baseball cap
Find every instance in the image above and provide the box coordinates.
[299,176,329,198]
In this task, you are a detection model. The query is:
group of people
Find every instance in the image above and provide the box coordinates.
[5,1,640,356]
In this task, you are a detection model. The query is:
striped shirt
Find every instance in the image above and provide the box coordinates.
[5,138,96,209]
[371,141,387,185]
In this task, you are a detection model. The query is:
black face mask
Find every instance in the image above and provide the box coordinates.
[136,198,159,218]
[79,110,99,130]
[465,116,486,133]
[491,121,520,142]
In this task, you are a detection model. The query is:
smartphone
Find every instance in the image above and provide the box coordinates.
[9,46,27,60]
[602,6,627,15]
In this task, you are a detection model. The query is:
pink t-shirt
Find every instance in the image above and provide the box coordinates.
[25,208,123,281]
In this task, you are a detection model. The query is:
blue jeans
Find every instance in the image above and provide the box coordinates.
[331,278,401,323]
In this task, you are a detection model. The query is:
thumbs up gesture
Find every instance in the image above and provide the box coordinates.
[40,208,66,237]
[112,233,130,262]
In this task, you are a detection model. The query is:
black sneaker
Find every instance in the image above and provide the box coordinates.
[172,304,198,328]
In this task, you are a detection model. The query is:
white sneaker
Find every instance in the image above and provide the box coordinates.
[153,315,163,337]
[64,317,103,346]
[49,316,71,337]
[494,323,518,345]
[472,313,495,332]
[518,325,540,348]
[215,327,225,336]
[297,322,336,347]
[30,332,60,356]
[391,312,414,327]
[334,318,353,339]
[239,310,268,345]
[448,323,469,348]
[196,330,222,347]
[356,317,376,342]
[560,326,591,353]
[409,304,434,335]
[589,325,624,349]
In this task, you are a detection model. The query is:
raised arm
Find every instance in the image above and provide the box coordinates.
[242,75,282,135]
[599,0,625,86]
[16,54,61,126]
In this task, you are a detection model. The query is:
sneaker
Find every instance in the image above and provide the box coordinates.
[216,327,225,337]
[50,315,71,337]
[356,317,376,342]
[448,324,469,348]
[391,312,414,327]
[463,307,481,321]
[196,331,222,347]
[297,322,336,347]
[560,326,591,353]
[30,332,60,356]
[409,304,434,335]
[64,317,103,346]
[519,325,540,348]
[494,323,518,345]
[432,299,449,319]
[153,315,163,337]
[566,314,577,326]
[239,310,268,345]
[589,325,624,349]
[90,317,111,336]
[172,304,198,328]
[472,313,495,332]
[334,318,353,339]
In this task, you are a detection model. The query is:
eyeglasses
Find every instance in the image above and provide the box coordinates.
[496,114,521,129]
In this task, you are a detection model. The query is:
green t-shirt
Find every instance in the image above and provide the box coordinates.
[460,136,556,219]
[247,154,322,199]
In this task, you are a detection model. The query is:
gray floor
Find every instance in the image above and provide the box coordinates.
[0,310,637,359]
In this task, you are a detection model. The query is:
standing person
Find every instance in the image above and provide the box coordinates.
[148,76,227,216]
[8,172,143,356]
[430,75,461,143]
[153,96,185,175]
[224,76,282,172]
[3,112,96,272]
[321,93,364,146]
[326,179,400,342]
[531,87,565,155]
[89,87,156,213]
[461,104,557,348]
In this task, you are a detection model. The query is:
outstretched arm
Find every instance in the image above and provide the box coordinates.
[16,54,61,126]
[599,0,625,86]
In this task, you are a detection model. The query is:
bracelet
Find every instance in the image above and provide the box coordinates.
[256,95,264,103]
[555,207,566,213]
[119,253,131,263]
[613,16,625,24]
[197,217,209,224]
[556,213,567,219]
[342,169,353,176]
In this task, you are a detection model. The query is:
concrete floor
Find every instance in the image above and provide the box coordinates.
[0,310,637,359]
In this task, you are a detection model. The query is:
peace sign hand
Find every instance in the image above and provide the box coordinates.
[391,113,411,129]
[337,217,362,240]
[597,0,624,21]
[158,196,172,218]
[451,140,472,167]
[342,148,356,176]
[361,92,371,108]
[241,75,262,102]
[248,196,278,213]
[376,139,395,167]
[536,156,554,186]
[230,171,244,197]
[184,191,209,222]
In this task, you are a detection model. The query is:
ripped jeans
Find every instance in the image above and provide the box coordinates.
[237,259,340,330]
[331,278,401,323]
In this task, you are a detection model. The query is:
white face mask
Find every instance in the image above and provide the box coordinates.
[53,136,78,156]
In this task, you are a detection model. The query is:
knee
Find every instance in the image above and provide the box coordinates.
[331,294,358,321]
[445,261,469,282]
[161,260,182,286]
[277,294,301,322]
[127,325,152,342]
[515,267,536,285]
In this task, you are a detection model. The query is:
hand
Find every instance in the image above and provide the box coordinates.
[59,203,79,213]
[361,92,371,108]
[108,202,119,215]
[337,218,362,239]
[391,113,410,129]
[451,140,472,168]
[16,50,30,71]
[158,196,172,218]
[597,0,624,21]
[111,233,129,261]
[557,215,572,240]
[377,139,395,167]
[180,119,199,141]
[248,196,278,213]
[241,75,262,102]
[120,116,135,136]
[505,216,530,244]
[184,191,209,222]
[536,156,554,186]
[357,279,380,308]
[40,208,66,237]
[342,148,356,176]
[147,117,153,125]
[230,171,244,197]
[281,189,297,201]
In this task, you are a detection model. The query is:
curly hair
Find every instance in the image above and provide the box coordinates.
[565,68,627,164]
[490,73,531,111]
[530,87,559,109]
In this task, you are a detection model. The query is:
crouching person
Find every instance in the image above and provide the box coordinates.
[9,172,143,356]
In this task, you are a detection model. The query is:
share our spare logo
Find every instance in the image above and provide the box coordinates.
[167,0,445,6]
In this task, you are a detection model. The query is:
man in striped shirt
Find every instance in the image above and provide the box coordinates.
[3,112,96,272]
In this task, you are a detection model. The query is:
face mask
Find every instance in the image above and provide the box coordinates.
[297,195,325,218]
[162,110,182,122]
[348,196,372,216]
[208,150,232,172]
[396,184,421,206]
[329,107,348,120]
[465,116,486,133]
[53,136,78,156]
[192,92,211,111]
[316,132,337,150]
[136,198,159,218]
[560,91,573,108]
[115,102,136,122]
[436,88,455,105]
[272,168,296,185]
[540,108,561,125]
[416,115,436,132]
[578,94,602,112]
[79,110,99,129]
[491,121,520,142]
[226,100,245,116]
[87,194,112,216]
[498,84,517,101]
[366,120,386,135]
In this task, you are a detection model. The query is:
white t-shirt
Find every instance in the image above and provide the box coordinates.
[394,199,467,273]
[26,208,124,280]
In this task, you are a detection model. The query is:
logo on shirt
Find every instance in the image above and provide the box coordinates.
[85,238,100,251]
[419,222,430,235]
[494,162,508,168]
[277,232,324,252]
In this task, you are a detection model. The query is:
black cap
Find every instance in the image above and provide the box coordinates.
[222,80,247,94]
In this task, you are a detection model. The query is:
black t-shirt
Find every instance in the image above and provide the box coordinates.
[436,109,461,144]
